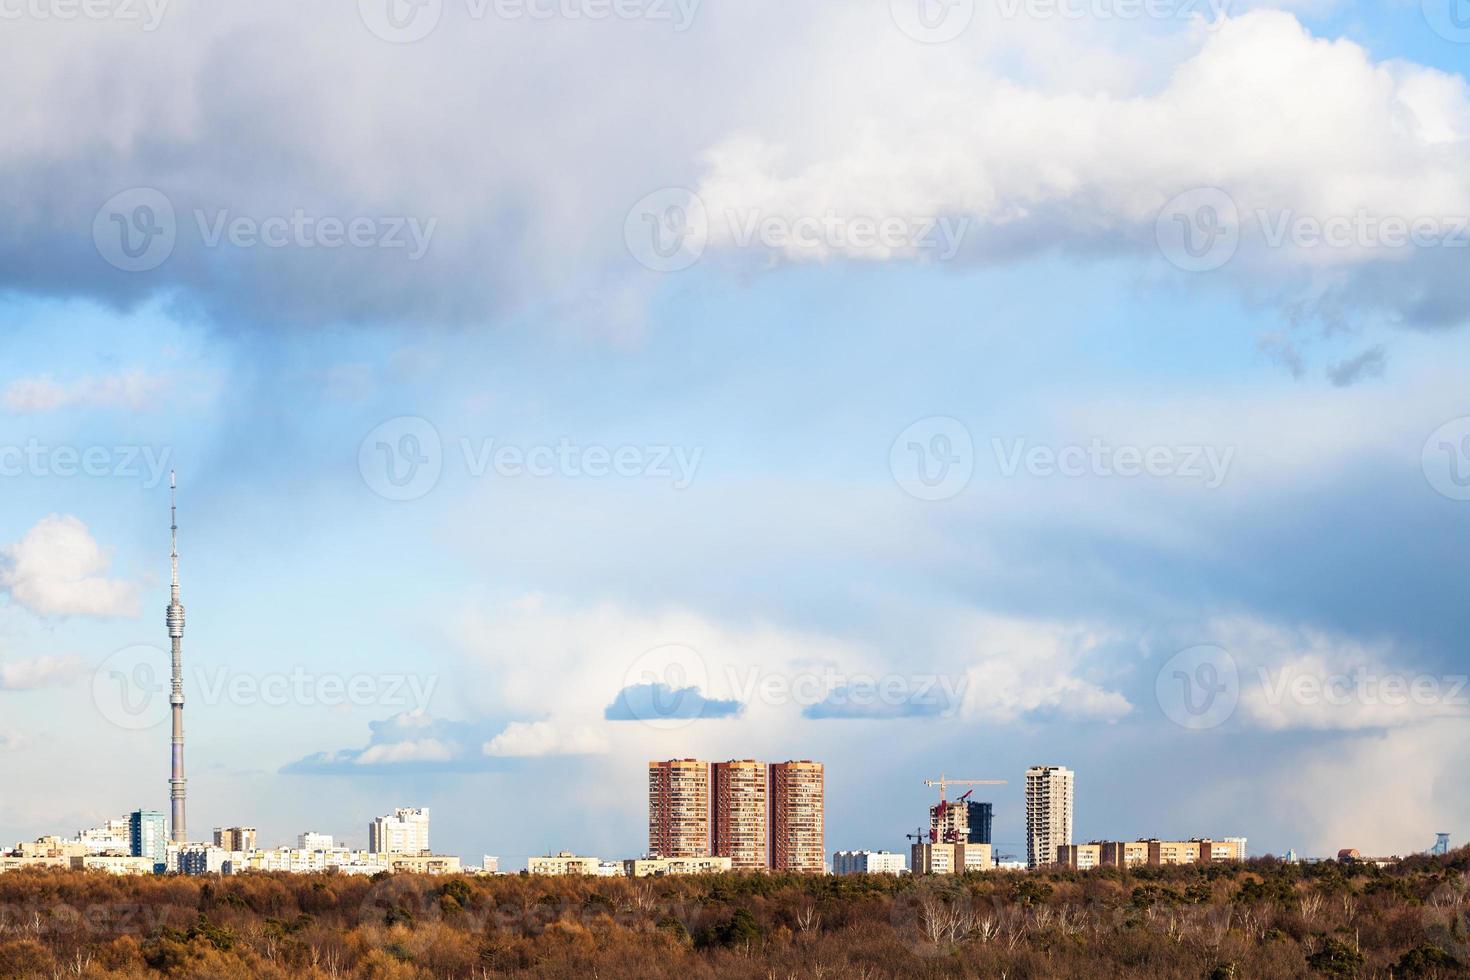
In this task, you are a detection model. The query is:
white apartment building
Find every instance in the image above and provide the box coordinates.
[369,807,430,854]
[624,855,733,877]
[527,852,602,876]
[832,850,907,875]
[1025,765,1074,870]
[179,845,232,875]
[298,832,334,850]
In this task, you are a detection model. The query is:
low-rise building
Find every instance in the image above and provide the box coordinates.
[911,842,992,874]
[832,850,906,875]
[528,852,602,876]
[1060,838,1248,869]
[625,855,733,877]
[386,853,461,875]
[71,855,154,875]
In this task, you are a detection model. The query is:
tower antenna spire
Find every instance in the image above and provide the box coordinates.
[166,470,187,844]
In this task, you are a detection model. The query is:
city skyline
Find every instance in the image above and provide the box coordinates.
[4,0,1470,871]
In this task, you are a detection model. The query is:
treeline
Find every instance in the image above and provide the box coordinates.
[0,850,1467,978]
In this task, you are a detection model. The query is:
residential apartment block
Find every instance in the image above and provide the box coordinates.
[770,760,825,873]
[649,760,712,858]
[369,807,430,855]
[1024,766,1073,870]
[648,758,825,873]
[1058,837,1247,869]
[713,760,769,869]
[911,841,993,875]
[832,850,907,875]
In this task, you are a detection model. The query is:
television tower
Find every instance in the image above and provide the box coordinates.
[166,471,187,843]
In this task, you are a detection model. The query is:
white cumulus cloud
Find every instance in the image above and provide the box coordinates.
[0,516,139,618]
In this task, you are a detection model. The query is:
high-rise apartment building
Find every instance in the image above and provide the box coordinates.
[648,760,712,858]
[128,810,168,869]
[369,807,430,854]
[770,760,824,873]
[966,801,993,845]
[1025,765,1073,870]
[713,760,768,869]
[213,827,257,852]
[298,832,334,850]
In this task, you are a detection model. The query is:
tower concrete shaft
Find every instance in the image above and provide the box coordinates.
[166,472,187,843]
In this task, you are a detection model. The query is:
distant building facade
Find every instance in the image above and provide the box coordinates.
[770,761,824,873]
[713,760,769,869]
[626,855,734,877]
[528,852,602,876]
[1024,766,1073,870]
[966,801,993,845]
[369,807,430,854]
[649,760,712,858]
[1058,838,1248,869]
[129,810,168,869]
[911,841,993,875]
[832,850,906,875]
[213,827,257,852]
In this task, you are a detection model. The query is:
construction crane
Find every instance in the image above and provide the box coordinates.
[924,774,1006,843]
[924,774,1007,803]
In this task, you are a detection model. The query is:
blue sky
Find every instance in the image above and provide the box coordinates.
[2,0,1469,867]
